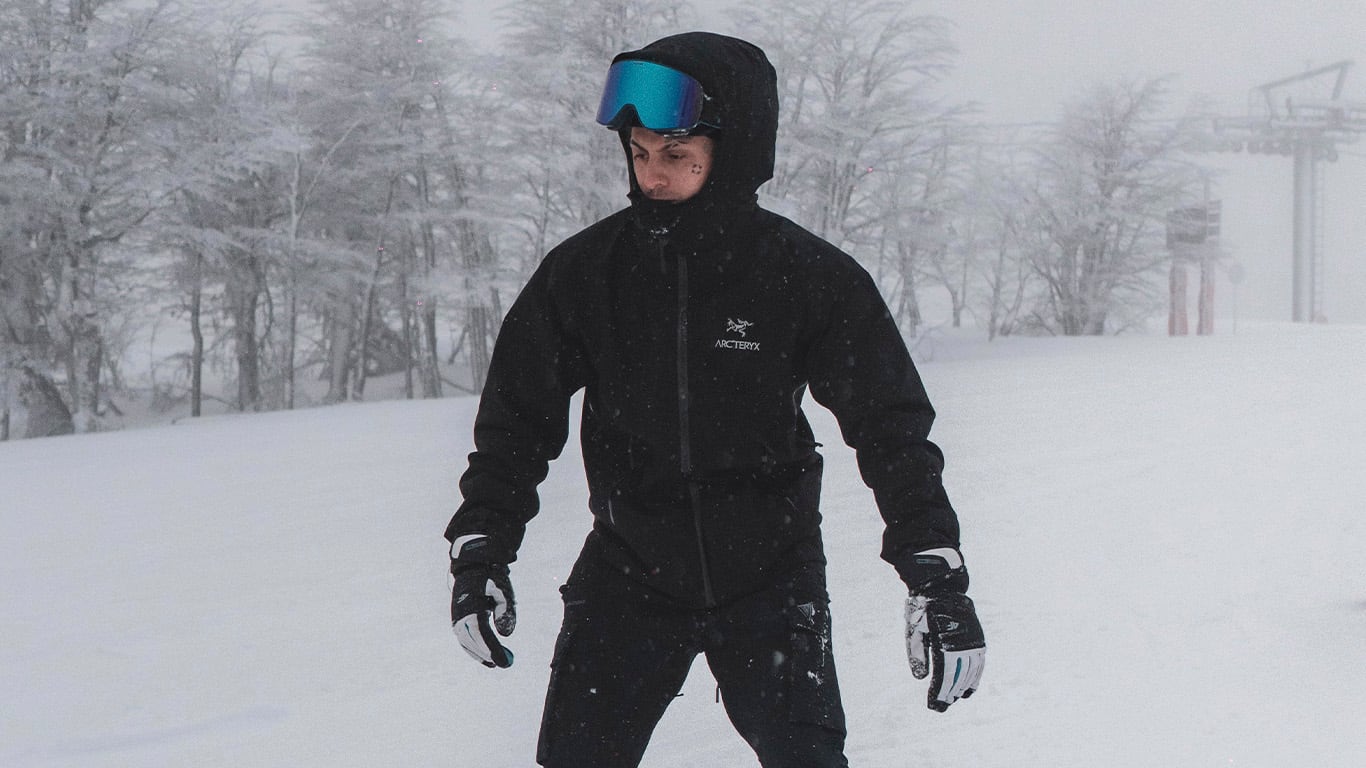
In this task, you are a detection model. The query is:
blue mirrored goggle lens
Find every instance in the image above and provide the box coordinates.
[595,60,706,132]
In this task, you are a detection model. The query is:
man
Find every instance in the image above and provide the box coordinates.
[446,32,985,768]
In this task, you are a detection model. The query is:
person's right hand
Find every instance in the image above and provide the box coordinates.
[451,562,516,668]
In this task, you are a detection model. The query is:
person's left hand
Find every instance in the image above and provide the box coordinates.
[905,591,985,711]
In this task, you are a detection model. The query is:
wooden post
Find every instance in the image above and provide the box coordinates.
[1169,262,1189,336]
[1197,254,1216,335]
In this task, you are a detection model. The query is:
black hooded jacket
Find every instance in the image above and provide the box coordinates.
[446,33,960,608]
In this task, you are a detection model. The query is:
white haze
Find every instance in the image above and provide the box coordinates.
[912,0,1366,327]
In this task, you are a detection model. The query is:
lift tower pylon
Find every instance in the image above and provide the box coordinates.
[1198,60,1366,322]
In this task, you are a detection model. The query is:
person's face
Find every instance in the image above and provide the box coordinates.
[629,127,715,202]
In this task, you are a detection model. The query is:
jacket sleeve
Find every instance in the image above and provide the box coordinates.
[804,259,961,572]
[444,251,588,564]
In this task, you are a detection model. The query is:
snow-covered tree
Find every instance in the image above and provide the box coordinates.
[293,0,475,399]
[0,0,190,434]
[876,131,960,334]
[150,4,292,415]
[731,0,961,255]
[1025,78,1201,335]
[958,138,1036,340]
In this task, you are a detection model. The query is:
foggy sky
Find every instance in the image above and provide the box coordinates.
[918,0,1366,326]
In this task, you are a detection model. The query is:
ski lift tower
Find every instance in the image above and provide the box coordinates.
[1202,60,1366,322]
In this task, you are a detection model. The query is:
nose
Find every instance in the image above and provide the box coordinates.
[637,160,666,192]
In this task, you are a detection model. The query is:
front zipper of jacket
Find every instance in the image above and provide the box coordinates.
[674,240,693,478]
[671,239,717,608]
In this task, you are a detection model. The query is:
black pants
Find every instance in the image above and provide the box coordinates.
[536,554,848,768]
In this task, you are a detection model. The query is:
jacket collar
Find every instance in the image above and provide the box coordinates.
[628,189,758,255]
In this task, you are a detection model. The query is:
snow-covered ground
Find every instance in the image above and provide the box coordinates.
[3,322,1364,767]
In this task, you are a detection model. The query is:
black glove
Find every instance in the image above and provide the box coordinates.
[449,535,516,668]
[896,548,986,712]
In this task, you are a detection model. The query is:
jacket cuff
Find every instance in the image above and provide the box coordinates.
[891,546,970,595]
[448,533,514,567]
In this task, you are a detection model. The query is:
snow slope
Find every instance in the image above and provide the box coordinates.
[3,322,1364,767]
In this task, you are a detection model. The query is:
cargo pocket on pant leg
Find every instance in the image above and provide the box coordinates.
[785,600,847,736]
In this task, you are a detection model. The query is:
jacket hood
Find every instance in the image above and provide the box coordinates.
[611,32,779,215]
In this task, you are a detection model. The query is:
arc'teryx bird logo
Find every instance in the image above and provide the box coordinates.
[725,318,754,337]
[715,318,760,351]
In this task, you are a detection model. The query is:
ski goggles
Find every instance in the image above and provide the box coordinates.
[595,59,719,135]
